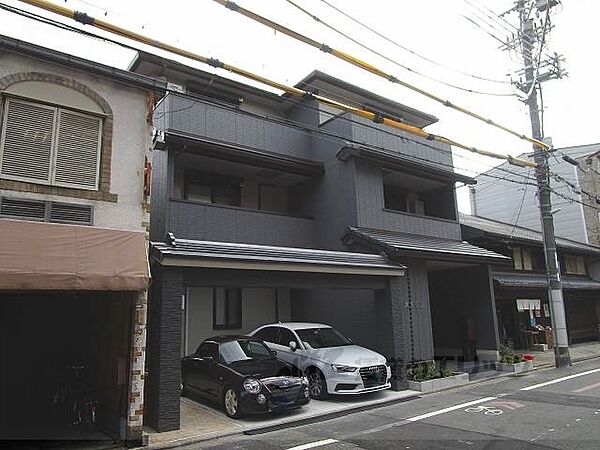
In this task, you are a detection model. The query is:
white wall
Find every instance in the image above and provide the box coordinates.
[0,52,152,232]
[184,287,291,355]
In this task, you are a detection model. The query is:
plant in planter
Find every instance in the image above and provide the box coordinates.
[406,360,469,393]
[499,345,525,364]
[406,360,452,381]
[497,345,533,373]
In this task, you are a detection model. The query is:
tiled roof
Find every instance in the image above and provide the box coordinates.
[151,234,405,275]
[346,227,509,262]
[460,213,600,256]
[493,271,600,291]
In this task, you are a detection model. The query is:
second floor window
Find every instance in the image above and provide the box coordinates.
[184,170,241,206]
[0,98,102,190]
[513,247,533,270]
[563,255,586,275]
[384,184,424,215]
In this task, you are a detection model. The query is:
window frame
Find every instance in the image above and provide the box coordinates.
[213,287,242,330]
[0,97,103,191]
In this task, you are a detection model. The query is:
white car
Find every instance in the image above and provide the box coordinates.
[248,322,391,399]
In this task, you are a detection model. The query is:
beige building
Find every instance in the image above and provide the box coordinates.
[0,35,165,443]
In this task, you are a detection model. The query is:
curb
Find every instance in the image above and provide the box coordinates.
[142,392,420,450]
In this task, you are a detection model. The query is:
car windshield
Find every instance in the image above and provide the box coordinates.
[295,327,352,349]
[219,339,273,364]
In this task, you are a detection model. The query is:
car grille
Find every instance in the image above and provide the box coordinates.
[269,385,302,403]
[359,365,387,388]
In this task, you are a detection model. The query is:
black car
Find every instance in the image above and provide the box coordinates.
[181,336,310,418]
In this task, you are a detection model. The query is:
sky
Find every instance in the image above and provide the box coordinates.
[1,0,597,212]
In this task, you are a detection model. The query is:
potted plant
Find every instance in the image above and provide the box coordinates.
[406,360,469,393]
[495,345,534,373]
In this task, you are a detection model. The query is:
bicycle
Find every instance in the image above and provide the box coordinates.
[52,364,98,429]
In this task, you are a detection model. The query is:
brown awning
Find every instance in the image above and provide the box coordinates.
[0,219,149,291]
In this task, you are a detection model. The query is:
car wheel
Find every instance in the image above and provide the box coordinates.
[307,368,328,400]
[223,387,242,418]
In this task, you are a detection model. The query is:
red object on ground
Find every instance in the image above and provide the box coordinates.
[522,354,535,361]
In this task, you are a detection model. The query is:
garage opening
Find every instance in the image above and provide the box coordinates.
[0,292,133,440]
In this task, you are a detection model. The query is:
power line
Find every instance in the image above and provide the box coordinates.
[317,0,511,85]
[283,0,515,97]
[14,0,538,168]
[212,0,550,152]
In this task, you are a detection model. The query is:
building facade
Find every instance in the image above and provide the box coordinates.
[133,53,507,432]
[0,36,165,443]
[461,214,600,350]
[470,143,600,246]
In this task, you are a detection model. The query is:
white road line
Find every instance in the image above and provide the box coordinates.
[572,381,600,393]
[520,368,600,391]
[286,438,339,450]
[406,396,498,422]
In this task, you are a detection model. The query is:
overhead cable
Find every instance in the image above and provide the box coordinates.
[15,0,537,168]
[317,0,511,85]
[283,0,515,97]
[211,0,550,151]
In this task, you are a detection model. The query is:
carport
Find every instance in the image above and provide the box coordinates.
[0,219,149,442]
[146,234,409,432]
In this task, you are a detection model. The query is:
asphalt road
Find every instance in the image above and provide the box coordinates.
[186,358,600,450]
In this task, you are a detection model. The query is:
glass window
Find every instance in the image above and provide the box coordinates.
[253,326,277,343]
[196,342,218,359]
[277,328,298,347]
[213,288,242,329]
[184,171,241,206]
[295,327,352,349]
[383,184,407,212]
[219,339,273,364]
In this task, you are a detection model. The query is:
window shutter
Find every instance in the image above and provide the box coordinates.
[54,110,102,189]
[0,99,55,183]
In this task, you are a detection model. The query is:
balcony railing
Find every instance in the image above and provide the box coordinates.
[169,199,315,248]
[155,93,312,160]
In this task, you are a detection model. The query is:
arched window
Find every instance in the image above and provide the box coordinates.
[0,77,108,191]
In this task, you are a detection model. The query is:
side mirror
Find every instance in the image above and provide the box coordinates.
[289,341,298,352]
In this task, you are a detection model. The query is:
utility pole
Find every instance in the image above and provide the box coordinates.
[512,0,570,367]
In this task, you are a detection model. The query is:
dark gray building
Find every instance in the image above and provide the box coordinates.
[132,53,508,432]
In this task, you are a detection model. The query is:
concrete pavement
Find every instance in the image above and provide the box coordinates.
[193,358,600,449]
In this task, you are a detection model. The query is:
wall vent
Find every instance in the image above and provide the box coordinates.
[0,197,46,220]
[0,197,92,225]
[49,202,93,225]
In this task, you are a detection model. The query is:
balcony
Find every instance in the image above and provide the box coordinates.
[380,209,461,240]
[168,199,315,248]
[155,93,312,160]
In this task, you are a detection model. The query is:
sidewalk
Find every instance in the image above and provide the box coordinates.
[143,389,420,449]
[519,341,600,367]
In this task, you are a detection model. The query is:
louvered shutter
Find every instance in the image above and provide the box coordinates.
[54,110,102,189]
[0,99,55,183]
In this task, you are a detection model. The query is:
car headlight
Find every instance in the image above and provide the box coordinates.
[331,364,357,373]
[243,378,262,394]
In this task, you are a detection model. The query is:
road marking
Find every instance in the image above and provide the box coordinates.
[485,400,525,410]
[520,368,600,391]
[287,438,339,450]
[572,381,600,393]
[406,397,498,422]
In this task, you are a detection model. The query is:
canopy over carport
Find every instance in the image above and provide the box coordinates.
[151,233,405,276]
[0,219,149,291]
